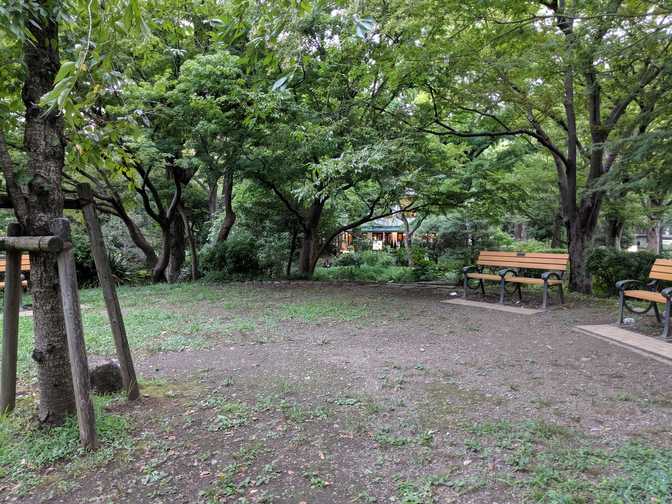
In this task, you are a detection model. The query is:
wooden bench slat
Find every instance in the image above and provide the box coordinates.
[479,252,569,260]
[653,258,672,267]
[650,271,672,281]
[624,290,667,304]
[477,259,567,271]
[466,272,508,281]
[504,277,563,286]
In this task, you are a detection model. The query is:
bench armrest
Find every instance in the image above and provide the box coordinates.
[541,271,562,281]
[462,265,479,274]
[661,287,672,299]
[615,279,642,291]
[498,268,517,277]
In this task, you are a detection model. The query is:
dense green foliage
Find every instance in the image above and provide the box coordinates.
[587,248,660,297]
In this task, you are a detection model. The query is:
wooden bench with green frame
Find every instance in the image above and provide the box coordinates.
[616,258,672,340]
[463,251,568,309]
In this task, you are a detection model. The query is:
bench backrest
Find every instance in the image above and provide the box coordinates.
[0,255,31,273]
[476,251,569,271]
[650,258,672,282]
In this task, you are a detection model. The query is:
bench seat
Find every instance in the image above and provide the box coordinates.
[465,272,503,282]
[617,258,672,340]
[623,290,666,304]
[464,251,568,308]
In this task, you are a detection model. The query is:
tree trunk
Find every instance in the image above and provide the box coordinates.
[401,214,414,267]
[287,226,298,278]
[647,222,662,255]
[18,8,76,424]
[216,171,236,242]
[566,215,597,294]
[298,201,324,278]
[180,206,199,281]
[551,213,563,249]
[166,216,186,283]
[606,215,624,250]
[514,222,527,241]
[207,178,218,218]
[113,201,158,269]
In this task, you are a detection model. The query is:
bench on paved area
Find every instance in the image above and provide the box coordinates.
[0,254,30,290]
[616,258,672,340]
[462,251,568,309]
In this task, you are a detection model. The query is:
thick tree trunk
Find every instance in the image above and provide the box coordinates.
[18,8,76,424]
[216,171,236,242]
[166,216,186,283]
[298,201,324,278]
[152,227,171,283]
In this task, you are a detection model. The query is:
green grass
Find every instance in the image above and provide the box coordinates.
[278,299,369,322]
[463,419,672,503]
[0,394,131,493]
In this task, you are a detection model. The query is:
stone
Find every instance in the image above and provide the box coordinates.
[89,359,123,395]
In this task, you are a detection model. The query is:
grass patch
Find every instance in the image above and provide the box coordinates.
[278,299,369,322]
[0,395,131,493]
[464,419,672,502]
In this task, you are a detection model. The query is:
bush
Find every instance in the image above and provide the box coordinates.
[360,250,396,267]
[586,247,658,296]
[333,253,362,267]
[201,236,261,278]
[72,231,133,287]
[313,265,416,283]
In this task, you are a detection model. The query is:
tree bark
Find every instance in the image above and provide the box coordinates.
[551,212,563,249]
[298,200,324,278]
[12,7,76,425]
[216,171,236,242]
[166,216,186,283]
[606,215,624,249]
[287,226,298,278]
[646,222,662,255]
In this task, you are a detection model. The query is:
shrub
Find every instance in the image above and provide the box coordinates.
[313,265,416,283]
[201,236,261,278]
[333,253,362,267]
[360,250,396,267]
[72,231,133,287]
[586,247,658,296]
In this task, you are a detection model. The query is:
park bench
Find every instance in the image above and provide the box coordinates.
[0,254,29,290]
[616,258,672,340]
[463,251,568,309]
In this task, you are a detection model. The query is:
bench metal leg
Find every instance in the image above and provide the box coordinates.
[618,290,625,325]
[479,280,485,297]
[499,279,505,304]
[516,284,522,301]
[463,275,468,299]
[653,303,662,323]
[559,284,565,305]
[542,282,549,309]
[662,301,671,340]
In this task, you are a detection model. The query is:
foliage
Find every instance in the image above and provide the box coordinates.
[314,265,416,283]
[586,248,659,297]
[201,236,261,279]
[71,230,134,287]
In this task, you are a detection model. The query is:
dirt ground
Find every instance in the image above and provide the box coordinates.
[7,282,672,503]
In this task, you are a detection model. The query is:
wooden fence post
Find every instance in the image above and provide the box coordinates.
[51,218,98,450]
[77,184,139,400]
[0,223,23,413]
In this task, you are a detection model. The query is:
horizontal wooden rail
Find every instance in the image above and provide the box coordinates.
[0,236,64,253]
[0,195,81,210]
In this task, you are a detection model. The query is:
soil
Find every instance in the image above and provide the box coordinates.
[9,282,672,503]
